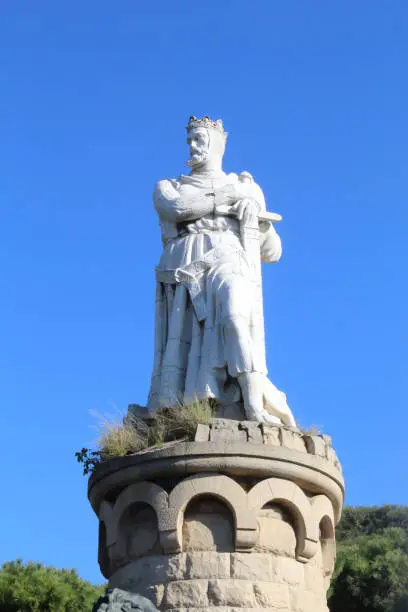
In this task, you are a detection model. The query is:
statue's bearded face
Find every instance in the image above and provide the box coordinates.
[186,127,210,167]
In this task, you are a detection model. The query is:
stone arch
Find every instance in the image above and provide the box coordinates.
[98,501,114,578]
[248,477,318,560]
[98,520,110,578]
[312,495,336,577]
[99,500,114,545]
[182,495,235,552]
[168,473,257,551]
[311,495,335,536]
[117,501,160,560]
[256,501,298,557]
[109,482,168,553]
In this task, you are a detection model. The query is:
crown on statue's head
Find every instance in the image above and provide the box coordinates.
[186,115,227,139]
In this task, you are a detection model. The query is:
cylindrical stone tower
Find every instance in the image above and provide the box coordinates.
[88,419,344,612]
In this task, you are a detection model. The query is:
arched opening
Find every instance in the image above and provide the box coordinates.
[98,521,110,578]
[182,495,235,552]
[119,502,160,559]
[319,516,336,584]
[256,502,298,557]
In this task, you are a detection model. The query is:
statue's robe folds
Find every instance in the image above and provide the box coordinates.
[147,172,282,412]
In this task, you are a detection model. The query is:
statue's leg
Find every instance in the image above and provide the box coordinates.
[238,372,285,424]
[238,371,266,421]
[210,256,284,425]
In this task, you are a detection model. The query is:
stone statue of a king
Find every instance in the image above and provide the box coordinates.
[147,116,296,427]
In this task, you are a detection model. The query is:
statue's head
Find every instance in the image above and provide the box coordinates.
[186,115,228,169]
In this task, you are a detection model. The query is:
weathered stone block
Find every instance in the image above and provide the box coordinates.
[276,557,304,585]
[262,425,281,446]
[239,421,263,443]
[186,552,230,579]
[321,434,332,446]
[136,584,164,608]
[195,424,210,442]
[231,552,272,582]
[280,428,307,453]
[124,507,160,559]
[108,555,187,590]
[304,564,325,593]
[291,588,327,612]
[164,580,208,609]
[253,581,290,609]
[256,513,297,557]
[303,434,326,457]
[160,554,187,581]
[146,554,186,584]
[308,543,323,567]
[208,579,256,607]
[210,419,247,442]
[326,445,341,469]
[183,499,234,552]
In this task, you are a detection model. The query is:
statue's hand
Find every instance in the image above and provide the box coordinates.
[214,182,265,215]
[228,197,262,221]
[214,182,260,206]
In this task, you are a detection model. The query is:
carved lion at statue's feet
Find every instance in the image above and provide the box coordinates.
[92,589,158,612]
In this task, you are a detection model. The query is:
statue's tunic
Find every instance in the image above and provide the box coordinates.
[147,172,282,412]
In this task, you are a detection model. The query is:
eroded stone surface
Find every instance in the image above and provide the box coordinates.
[185,420,343,472]
[253,582,290,609]
[255,505,297,557]
[164,580,208,609]
[208,579,257,607]
[108,551,332,611]
[91,425,343,612]
[276,557,304,586]
[231,553,273,582]
[123,505,160,559]
[186,552,230,579]
[182,498,235,552]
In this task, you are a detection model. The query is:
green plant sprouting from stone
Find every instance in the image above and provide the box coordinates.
[75,398,216,475]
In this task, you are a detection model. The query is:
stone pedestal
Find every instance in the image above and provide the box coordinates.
[88,420,344,612]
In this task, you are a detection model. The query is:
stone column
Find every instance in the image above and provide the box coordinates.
[88,420,344,612]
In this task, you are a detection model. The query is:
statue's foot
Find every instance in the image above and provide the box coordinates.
[245,404,282,425]
[262,377,296,427]
[258,410,282,425]
[238,372,281,425]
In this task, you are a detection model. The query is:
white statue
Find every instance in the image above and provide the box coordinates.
[147,116,296,427]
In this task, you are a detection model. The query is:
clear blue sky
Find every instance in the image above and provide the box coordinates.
[0,0,407,585]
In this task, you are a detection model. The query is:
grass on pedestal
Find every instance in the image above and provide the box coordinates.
[75,398,215,475]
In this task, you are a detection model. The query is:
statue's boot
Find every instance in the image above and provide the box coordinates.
[262,377,297,427]
[238,372,281,425]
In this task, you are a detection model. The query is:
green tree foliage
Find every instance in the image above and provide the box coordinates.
[0,560,104,612]
[329,506,408,612]
[336,505,408,541]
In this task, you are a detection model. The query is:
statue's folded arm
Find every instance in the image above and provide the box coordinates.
[154,179,214,223]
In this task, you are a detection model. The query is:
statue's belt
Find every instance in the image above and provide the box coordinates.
[155,245,241,321]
